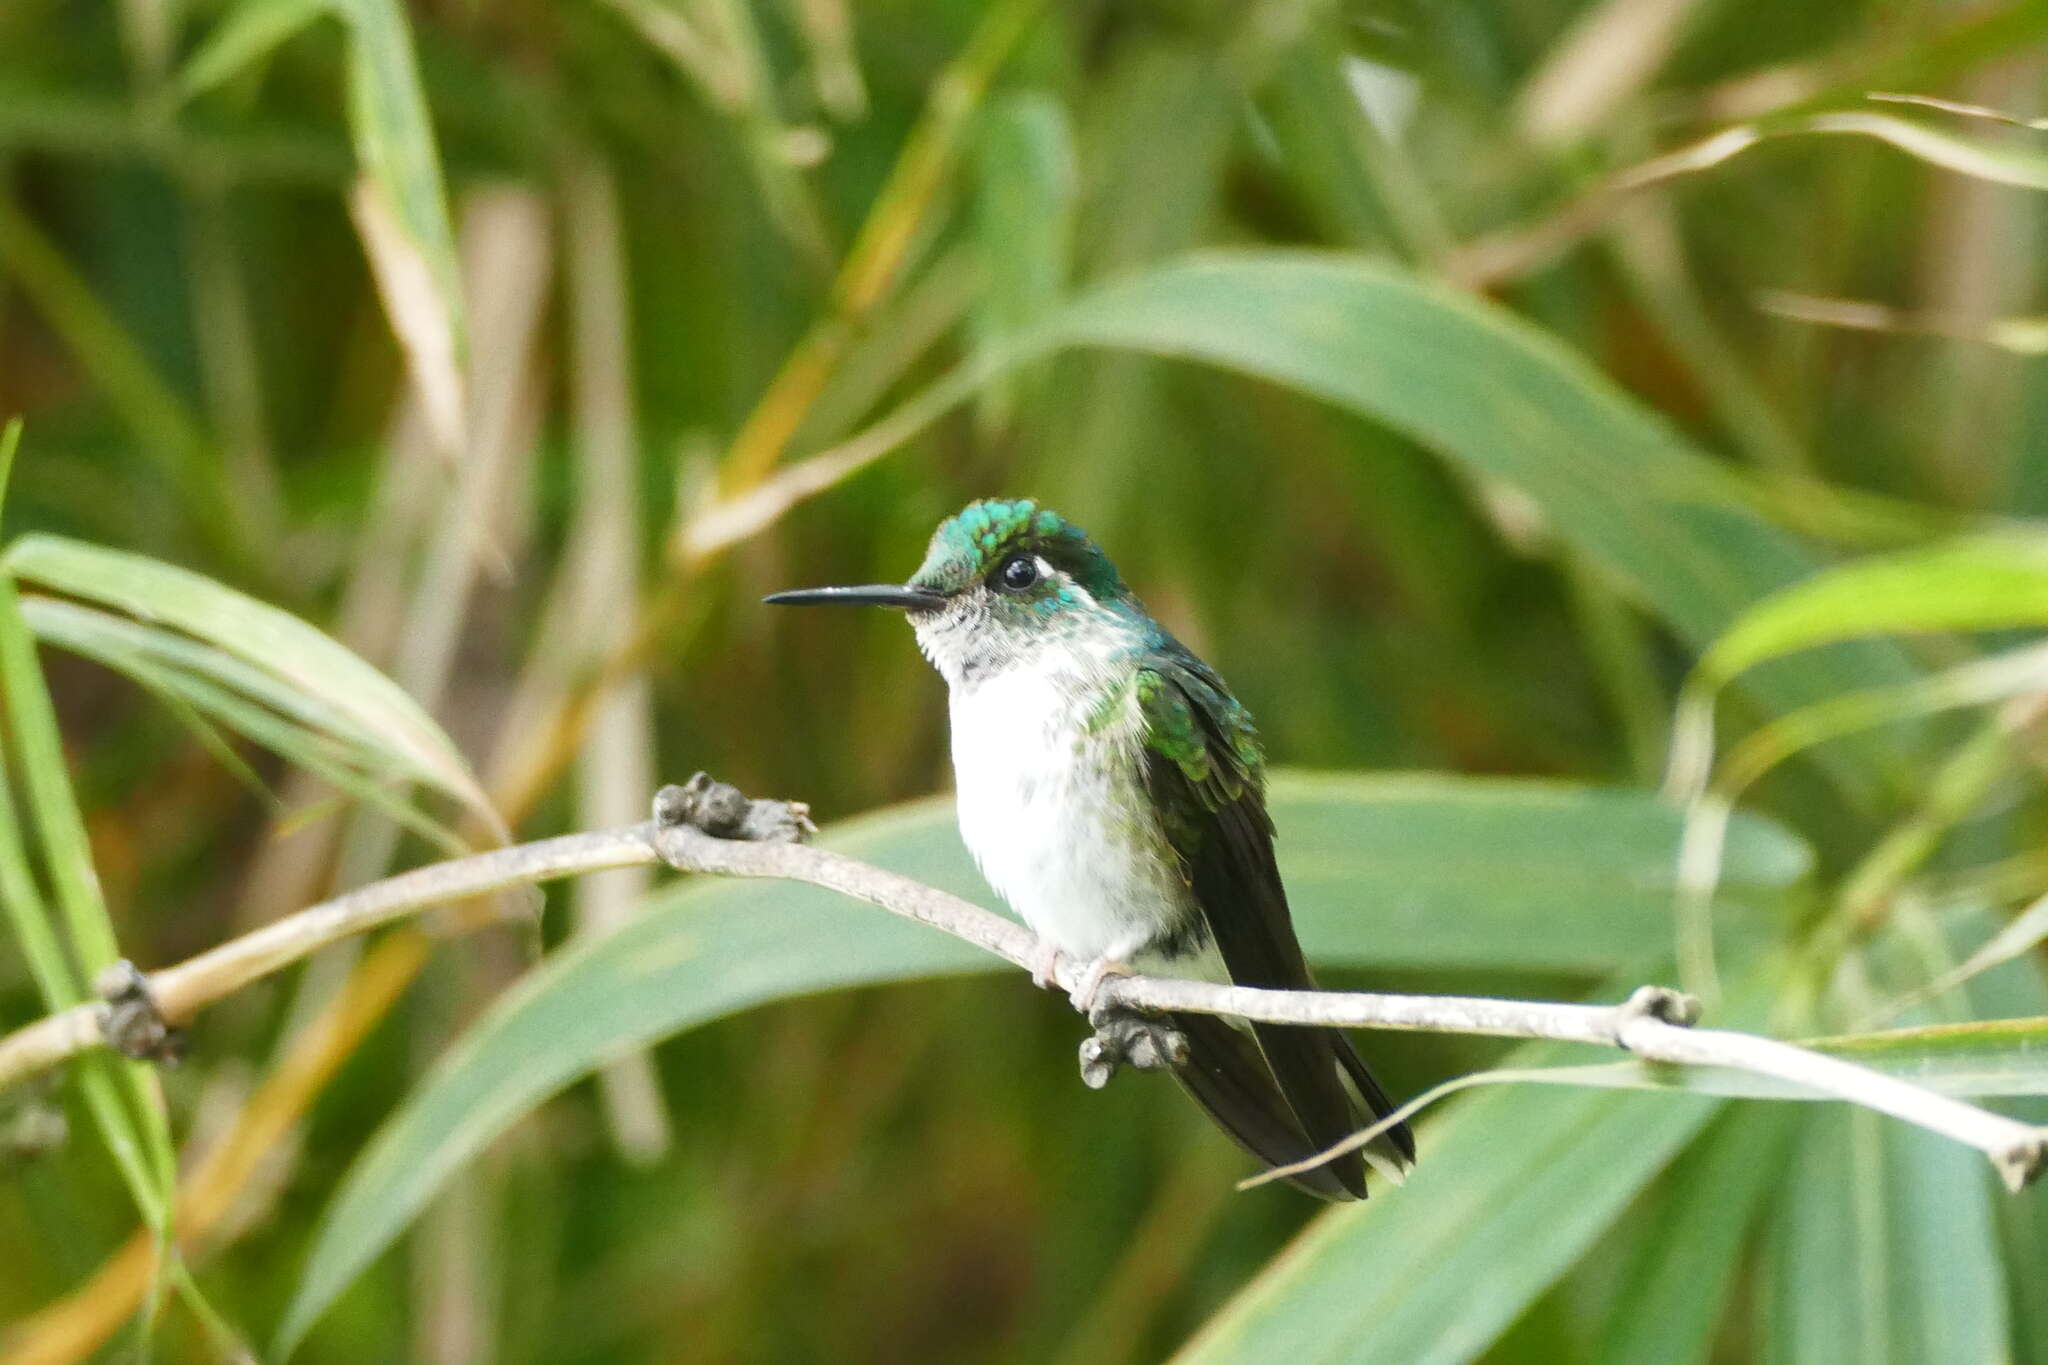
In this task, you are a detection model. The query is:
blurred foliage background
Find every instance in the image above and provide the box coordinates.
[3,0,2048,1360]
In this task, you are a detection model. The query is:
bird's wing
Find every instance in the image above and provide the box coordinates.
[1136,649,1414,1195]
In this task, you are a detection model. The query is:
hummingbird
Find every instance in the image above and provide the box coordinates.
[766,498,1414,1198]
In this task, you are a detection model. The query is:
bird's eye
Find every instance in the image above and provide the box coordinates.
[996,554,1040,592]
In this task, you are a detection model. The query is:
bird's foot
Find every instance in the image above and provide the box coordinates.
[1029,940,1067,991]
[1068,956,1135,1015]
[1078,1007,1187,1090]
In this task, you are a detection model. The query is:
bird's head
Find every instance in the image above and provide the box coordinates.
[765,498,1135,685]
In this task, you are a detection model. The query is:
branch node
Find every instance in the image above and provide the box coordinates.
[1,1077,68,1166]
[93,960,186,1066]
[1078,1008,1187,1090]
[1610,985,1700,1048]
[653,774,815,844]
[1994,1132,2048,1194]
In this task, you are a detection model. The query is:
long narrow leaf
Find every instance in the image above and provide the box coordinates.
[23,596,408,768]
[31,606,468,856]
[332,0,467,455]
[275,854,992,1355]
[1591,1108,1802,1365]
[971,92,1074,435]
[800,251,1925,796]
[1700,534,2048,688]
[1173,1061,1719,1363]
[1441,1014,2048,1100]
[1766,1107,2010,1363]
[0,575,177,1230]
[177,0,328,102]
[4,535,498,831]
[275,779,1806,1353]
[0,577,125,973]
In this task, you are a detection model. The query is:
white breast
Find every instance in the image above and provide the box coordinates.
[948,653,1188,962]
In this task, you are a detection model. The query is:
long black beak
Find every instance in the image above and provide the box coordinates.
[762,583,945,611]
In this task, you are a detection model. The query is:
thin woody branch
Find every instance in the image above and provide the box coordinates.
[0,778,2042,1193]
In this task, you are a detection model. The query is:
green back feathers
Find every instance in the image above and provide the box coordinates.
[910,499,1125,599]
[1136,652,1264,807]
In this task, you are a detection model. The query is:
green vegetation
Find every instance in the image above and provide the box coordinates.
[3,1,2048,1360]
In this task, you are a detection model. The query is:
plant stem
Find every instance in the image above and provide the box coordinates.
[1,782,2041,1192]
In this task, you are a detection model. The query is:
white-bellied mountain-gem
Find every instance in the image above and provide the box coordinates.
[766,498,1414,1199]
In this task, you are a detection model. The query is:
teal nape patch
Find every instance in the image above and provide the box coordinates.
[911,498,1124,597]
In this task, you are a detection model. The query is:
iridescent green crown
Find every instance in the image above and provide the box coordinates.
[911,499,1123,597]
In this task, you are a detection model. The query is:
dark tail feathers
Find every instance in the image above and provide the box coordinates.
[1168,1013,1413,1201]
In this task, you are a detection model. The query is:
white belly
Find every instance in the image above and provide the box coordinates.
[948,661,1187,962]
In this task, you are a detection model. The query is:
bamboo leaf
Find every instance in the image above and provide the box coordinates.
[25,597,468,855]
[0,416,18,507]
[0,577,121,972]
[1271,773,1808,971]
[348,176,464,459]
[23,596,403,764]
[1434,1013,2048,1100]
[3,535,499,832]
[275,779,1806,1354]
[1590,1108,1802,1365]
[274,826,986,1356]
[1629,110,2048,197]
[1173,1053,1719,1363]
[0,575,177,1231]
[1765,1107,2011,1363]
[1772,110,2048,192]
[1806,1017,2048,1097]
[1666,535,2048,800]
[332,0,466,455]
[1712,641,2048,798]
[971,91,1074,434]
[802,251,1926,795]
[177,0,329,102]
[1700,534,2048,687]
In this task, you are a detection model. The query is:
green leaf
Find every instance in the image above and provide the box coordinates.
[0,416,19,510]
[1174,966,1784,1363]
[0,687,76,1010]
[1172,1051,1720,1364]
[1711,640,2048,799]
[1765,1107,2010,1364]
[23,596,468,855]
[816,251,1924,794]
[177,0,329,102]
[1039,254,1791,654]
[0,575,177,1231]
[1805,1017,2048,1097]
[1591,1108,1801,1365]
[1757,110,2048,193]
[1271,773,1808,970]
[24,596,397,761]
[1667,535,2048,799]
[1258,41,1451,263]
[971,91,1074,434]
[3,535,498,832]
[0,580,121,972]
[274,807,990,1356]
[1443,1015,2048,1100]
[276,777,1807,1353]
[1700,534,2048,686]
[332,0,466,454]
[1955,938,2048,1360]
